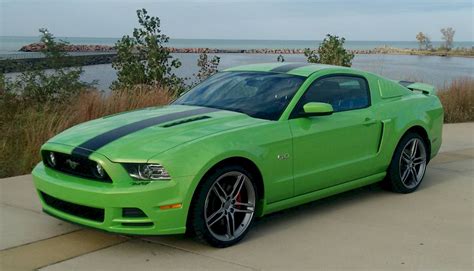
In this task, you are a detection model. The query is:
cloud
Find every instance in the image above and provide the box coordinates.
[1,0,472,40]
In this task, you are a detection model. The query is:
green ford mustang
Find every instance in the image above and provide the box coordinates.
[32,63,443,247]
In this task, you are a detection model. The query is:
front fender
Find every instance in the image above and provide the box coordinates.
[148,140,267,224]
[148,120,294,218]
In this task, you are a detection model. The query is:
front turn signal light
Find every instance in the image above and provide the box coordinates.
[159,203,182,210]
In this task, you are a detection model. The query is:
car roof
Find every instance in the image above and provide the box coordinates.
[224,62,354,77]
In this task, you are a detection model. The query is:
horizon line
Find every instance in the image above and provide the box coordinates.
[1,35,473,43]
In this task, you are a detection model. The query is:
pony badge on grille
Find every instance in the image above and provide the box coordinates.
[65,159,80,169]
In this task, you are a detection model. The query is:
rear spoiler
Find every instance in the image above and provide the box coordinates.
[398,81,436,95]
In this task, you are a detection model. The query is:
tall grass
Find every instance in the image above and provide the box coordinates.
[438,78,474,123]
[0,79,473,178]
[0,86,173,178]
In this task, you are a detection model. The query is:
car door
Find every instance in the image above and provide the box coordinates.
[289,74,382,195]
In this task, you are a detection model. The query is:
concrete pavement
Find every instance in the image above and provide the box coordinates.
[1,123,473,270]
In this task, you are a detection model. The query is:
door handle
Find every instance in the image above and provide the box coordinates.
[363,117,377,126]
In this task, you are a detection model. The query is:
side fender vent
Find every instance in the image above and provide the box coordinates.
[162,116,211,128]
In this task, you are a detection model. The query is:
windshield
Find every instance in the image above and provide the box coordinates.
[173,71,305,120]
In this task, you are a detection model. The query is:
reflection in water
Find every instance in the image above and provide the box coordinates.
[8,53,474,91]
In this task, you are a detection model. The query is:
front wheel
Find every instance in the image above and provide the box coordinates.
[386,133,428,193]
[189,165,257,247]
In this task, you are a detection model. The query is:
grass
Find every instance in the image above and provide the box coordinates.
[0,78,473,178]
[438,77,474,123]
[0,86,173,178]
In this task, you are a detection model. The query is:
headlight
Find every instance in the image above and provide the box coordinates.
[123,163,171,181]
[95,163,105,178]
[47,152,57,167]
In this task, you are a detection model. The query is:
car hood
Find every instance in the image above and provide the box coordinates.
[48,105,260,162]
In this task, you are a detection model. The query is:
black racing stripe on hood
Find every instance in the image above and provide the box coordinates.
[71,107,219,158]
[270,63,310,73]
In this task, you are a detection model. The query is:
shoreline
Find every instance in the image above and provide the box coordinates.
[19,43,474,57]
[1,43,472,73]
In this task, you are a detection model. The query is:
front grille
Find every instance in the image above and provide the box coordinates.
[42,151,112,183]
[41,192,104,222]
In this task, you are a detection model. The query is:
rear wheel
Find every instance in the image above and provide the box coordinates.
[386,133,428,193]
[189,165,257,247]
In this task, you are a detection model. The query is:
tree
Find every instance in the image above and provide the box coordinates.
[5,29,90,104]
[39,28,68,64]
[416,32,433,50]
[112,9,184,91]
[416,32,427,50]
[424,36,433,50]
[440,27,455,51]
[304,34,354,67]
[195,51,220,84]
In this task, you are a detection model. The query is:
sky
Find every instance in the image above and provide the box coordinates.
[1,0,473,41]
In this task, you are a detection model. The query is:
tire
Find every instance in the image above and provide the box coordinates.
[189,164,258,247]
[386,132,428,193]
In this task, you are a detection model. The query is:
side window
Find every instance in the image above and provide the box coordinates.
[297,76,370,113]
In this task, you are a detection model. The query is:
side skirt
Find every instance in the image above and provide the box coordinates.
[262,172,386,216]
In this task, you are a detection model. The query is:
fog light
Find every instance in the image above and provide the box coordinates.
[122,208,147,218]
[96,163,105,178]
[48,152,56,167]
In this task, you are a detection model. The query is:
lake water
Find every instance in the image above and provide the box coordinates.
[3,36,473,90]
[74,53,473,90]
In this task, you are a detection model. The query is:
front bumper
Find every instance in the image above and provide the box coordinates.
[32,163,194,235]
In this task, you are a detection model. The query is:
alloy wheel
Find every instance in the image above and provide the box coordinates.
[204,171,256,242]
[399,138,427,189]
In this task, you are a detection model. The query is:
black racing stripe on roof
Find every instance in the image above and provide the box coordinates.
[270,63,311,73]
[71,107,220,158]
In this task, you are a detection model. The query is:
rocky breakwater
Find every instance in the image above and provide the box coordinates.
[167,47,307,54]
[20,43,116,52]
[18,43,474,57]
[19,43,309,54]
[19,43,378,55]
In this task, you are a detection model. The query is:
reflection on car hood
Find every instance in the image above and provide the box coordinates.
[48,105,261,162]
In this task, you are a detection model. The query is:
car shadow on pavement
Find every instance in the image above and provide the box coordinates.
[142,183,390,248]
[251,184,385,234]
[132,163,457,249]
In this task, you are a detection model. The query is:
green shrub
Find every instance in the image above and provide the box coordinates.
[304,34,354,67]
[111,9,185,92]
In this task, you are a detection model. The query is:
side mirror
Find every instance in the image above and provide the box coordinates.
[302,102,334,117]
